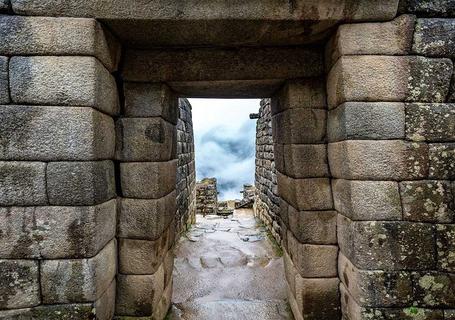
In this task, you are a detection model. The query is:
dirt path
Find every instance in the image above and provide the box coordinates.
[168,209,292,320]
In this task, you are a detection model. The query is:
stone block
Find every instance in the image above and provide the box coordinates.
[327,55,453,109]
[332,179,402,221]
[450,71,455,102]
[123,82,178,124]
[405,103,455,142]
[326,15,415,69]
[400,0,455,16]
[328,102,405,141]
[0,200,116,259]
[41,239,116,304]
[338,253,413,307]
[272,108,326,144]
[0,105,115,161]
[338,215,436,271]
[429,143,455,179]
[0,15,120,71]
[287,231,338,277]
[0,304,96,319]
[94,279,116,320]
[115,117,176,162]
[295,277,340,319]
[120,160,176,199]
[446,310,455,320]
[9,56,119,115]
[115,267,164,316]
[0,161,47,206]
[153,278,173,320]
[274,144,329,178]
[0,0,8,11]
[436,224,455,272]
[413,18,455,59]
[328,140,429,180]
[412,272,455,307]
[0,56,8,104]
[400,180,454,223]
[271,78,326,115]
[0,260,39,309]
[47,161,116,205]
[277,172,333,211]
[119,230,169,274]
[118,191,176,241]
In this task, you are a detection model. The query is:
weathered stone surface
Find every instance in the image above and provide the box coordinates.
[338,215,436,270]
[0,105,115,161]
[0,56,8,104]
[400,180,454,223]
[413,18,455,58]
[271,78,326,115]
[0,200,116,259]
[450,71,455,102]
[446,310,455,320]
[115,117,176,162]
[400,0,455,16]
[118,191,176,241]
[9,56,119,115]
[120,160,176,199]
[0,15,120,71]
[287,231,337,277]
[326,14,415,69]
[327,55,453,108]
[0,0,9,11]
[333,179,402,221]
[115,266,164,316]
[412,272,455,307]
[429,143,455,179]
[328,140,429,180]
[339,253,413,307]
[328,102,405,141]
[405,103,455,142]
[0,304,96,320]
[272,108,326,144]
[124,82,178,124]
[436,224,455,272]
[295,277,340,319]
[153,278,173,320]
[47,161,116,205]
[0,260,39,309]
[119,230,169,274]
[94,280,116,320]
[277,173,333,211]
[123,47,323,82]
[274,144,329,178]
[41,239,116,303]
[0,161,47,206]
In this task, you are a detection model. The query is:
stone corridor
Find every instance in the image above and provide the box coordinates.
[169,209,291,320]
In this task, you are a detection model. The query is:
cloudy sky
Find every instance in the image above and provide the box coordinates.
[189,98,260,200]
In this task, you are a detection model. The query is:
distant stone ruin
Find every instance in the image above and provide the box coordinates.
[196,178,218,216]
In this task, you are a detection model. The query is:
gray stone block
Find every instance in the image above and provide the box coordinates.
[0,260,39,309]
[450,71,455,102]
[0,15,120,71]
[41,239,116,304]
[0,199,116,259]
[0,105,115,161]
[0,304,96,319]
[123,82,178,124]
[413,18,455,59]
[0,161,47,206]
[0,0,9,11]
[47,161,116,205]
[94,279,116,320]
[153,278,173,320]
[436,224,455,272]
[333,179,402,221]
[412,271,455,307]
[118,191,176,241]
[401,0,455,16]
[115,117,176,162]
[328,102,405,141]
[274,144,329,178]
[328,140,429,180]
[405,103,455,142]
[400,180,454,223]
[338,215,436,270]
[120,160,176,199]
[0,56,8,104]
[327,55,453,109]
[9,56,119,115]
[446,310,455,320]
[429,143,455,179]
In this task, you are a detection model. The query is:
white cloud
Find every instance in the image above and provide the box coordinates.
[189,98,260,200]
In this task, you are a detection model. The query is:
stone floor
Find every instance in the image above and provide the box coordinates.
[168,209,292,320]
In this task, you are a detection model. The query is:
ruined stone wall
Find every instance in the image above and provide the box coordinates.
[176,98,196,235]
[254,99,281,242]
[196,178,218,216]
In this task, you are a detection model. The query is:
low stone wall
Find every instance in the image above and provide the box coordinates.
[196,178,218,216]
[253,99,281,242]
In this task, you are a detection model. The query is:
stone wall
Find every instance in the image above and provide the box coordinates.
[176,98,196,235]
[196,178,218,216]
[253,99,281,242]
